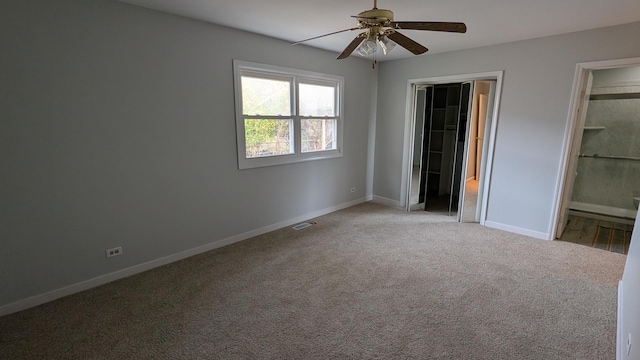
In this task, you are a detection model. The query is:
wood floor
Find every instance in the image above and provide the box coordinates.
[559,215,632,254]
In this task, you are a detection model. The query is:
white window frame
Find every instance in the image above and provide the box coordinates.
[233,60,344,169]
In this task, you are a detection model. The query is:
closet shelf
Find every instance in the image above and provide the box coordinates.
[590,93,640,101]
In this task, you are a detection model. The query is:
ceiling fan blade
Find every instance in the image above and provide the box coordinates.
[337,33,367,59]
[292,27,361,45]
[386,31,428,55]
[391,21,467,33]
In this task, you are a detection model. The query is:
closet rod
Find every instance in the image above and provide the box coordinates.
[579,153,640,161]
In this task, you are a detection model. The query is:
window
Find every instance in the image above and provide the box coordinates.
[233,60,343,169]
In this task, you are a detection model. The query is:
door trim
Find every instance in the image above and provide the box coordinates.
[401,71,504,226]
[550,56,640,240]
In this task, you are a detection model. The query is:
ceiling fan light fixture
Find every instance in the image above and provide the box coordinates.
[356,37,378,56]
[293,0,467,63]
[377,35,396,55]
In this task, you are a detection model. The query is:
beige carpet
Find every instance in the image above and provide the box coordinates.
[462,179,479,222]
[0,202,626,359]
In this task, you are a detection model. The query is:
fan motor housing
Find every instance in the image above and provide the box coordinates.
[357,8,394,26]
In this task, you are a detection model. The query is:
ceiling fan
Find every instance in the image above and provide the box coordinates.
[292,0,467,63]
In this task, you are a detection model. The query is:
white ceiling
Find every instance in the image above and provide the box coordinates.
[119,0,640,61]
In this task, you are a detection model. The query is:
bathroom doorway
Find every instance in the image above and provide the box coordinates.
[403,73,502,224]
[555,60,640,254]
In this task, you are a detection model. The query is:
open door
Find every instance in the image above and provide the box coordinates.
[457,81,497,223]
[475,81,497,222]
[417,86,434,208]
[555,72,593,238]
[406,87,428,211]
[452,82,474,219]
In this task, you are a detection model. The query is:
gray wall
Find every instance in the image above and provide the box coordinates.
[593,66,640,85]
[0,0,375,308]
[620,217,640,360]
[373,21,640,236]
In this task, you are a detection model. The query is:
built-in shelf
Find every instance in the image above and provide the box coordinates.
[583,126,606,130]
[424,84,462,198]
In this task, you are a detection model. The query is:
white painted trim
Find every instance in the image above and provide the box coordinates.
[549,63,588,240]
[372,195,402,208]
[569,201,637,220]
[408,71,505,85]
[484,220,549,240]
[401,71,504,224]
[0,197,370,317]
[617,280,624,360]
[479,75,503,226]
[550,56,640,240]
[400,82,417,209]
[456,81,476,222]
[232,60,344,170]
[365,69,378,199]
[568,210,635,226]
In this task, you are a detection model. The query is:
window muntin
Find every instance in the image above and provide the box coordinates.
[234,61,343,169]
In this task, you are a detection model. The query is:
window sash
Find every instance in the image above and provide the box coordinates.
[301,118,338,153]
[297,79,340,118]
[240,73,294,117]
[243,118,294,158]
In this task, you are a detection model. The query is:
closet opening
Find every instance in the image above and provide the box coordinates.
[402,72,503,224]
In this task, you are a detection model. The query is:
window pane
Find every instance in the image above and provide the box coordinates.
[244,119,293,158]
[299,83,335,117]
[301,119,337,152]
[241,76,291,116]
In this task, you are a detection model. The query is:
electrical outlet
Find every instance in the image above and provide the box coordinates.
[628,333,632,356]
[106,246,122,258]
[350,187,356,193]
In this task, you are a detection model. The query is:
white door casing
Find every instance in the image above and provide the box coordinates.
[401,71,504,227]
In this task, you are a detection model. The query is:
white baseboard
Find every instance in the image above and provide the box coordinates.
[484,220,549,240]
[617,280,623,360]
[0,197,369,317]
[371,195,402,209]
